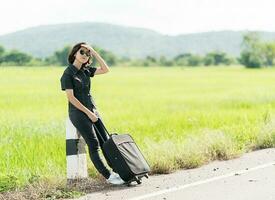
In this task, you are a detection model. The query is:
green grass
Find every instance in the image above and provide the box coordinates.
[1,66,275,195]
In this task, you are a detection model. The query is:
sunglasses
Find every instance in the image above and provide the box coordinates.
[79,49,91,57]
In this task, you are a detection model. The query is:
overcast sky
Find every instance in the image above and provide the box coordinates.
[1,0,274,36]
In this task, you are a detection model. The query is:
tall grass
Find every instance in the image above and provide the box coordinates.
[1,66,275,193]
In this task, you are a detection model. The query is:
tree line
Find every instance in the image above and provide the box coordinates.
[0,32,274,68]
[0,45,117,67]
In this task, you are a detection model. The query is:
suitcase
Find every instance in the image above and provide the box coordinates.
[93,118,150,185]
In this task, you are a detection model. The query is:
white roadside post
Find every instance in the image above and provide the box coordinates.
[66,117,88,183]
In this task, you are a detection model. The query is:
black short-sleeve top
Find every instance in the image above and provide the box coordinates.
[60,63,97,113]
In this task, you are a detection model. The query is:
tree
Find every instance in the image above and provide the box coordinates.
[0,45,5,64]
[262,42,275,67]
[239,32,264,68]
[55,46,71,66]
[2,50,32,65]
[94,46,117,66]
[141,56,157,66]
[158,56,173,66]
[239,51,262,68]
[146,56,157,63]
[187,54,202,66]
[0,45,4,56]
[174,53,191,66]
[203,55,215,66]
[204,51,233,66]
[45,46,71,66]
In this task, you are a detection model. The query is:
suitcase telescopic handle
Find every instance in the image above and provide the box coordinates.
[92,118,111,143]
[92,122,106,143]
[91,107,110,136]
[97,118,110,136]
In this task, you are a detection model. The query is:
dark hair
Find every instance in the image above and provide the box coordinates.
[67,42,92,67]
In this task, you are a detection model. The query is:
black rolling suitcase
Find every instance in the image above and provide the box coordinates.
[93,118,150,185]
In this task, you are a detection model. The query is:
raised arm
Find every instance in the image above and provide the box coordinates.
[81,44,110,75]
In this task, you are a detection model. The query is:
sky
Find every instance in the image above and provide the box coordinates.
[0,0,274,36]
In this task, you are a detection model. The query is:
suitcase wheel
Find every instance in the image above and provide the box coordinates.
[135,176,142,184]
[144,174,149,179]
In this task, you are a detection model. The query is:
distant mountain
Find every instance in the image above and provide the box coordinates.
[0,22,275,59]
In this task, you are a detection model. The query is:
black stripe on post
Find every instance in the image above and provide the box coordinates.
[66,139,86,156]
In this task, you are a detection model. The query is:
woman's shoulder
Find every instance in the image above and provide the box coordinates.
[63,65,74,75]
[60,66,73,81]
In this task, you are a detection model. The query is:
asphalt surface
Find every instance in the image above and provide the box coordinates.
[74,148,275,200]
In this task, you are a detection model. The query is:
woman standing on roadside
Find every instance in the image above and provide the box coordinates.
[60,42,124,185]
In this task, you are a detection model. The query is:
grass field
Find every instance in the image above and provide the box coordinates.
[1,66,275,196]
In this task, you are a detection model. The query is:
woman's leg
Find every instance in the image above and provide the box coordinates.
[69,110,111,179]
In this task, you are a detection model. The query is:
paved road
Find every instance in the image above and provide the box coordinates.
[75,148,275,200]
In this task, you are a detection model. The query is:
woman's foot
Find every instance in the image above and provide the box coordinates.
[106,172,125,185]
[112,172,121,178]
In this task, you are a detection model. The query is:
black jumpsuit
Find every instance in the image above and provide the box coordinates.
[60,63,111,179]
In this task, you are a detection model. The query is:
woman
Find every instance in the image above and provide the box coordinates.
[60,42,124,185]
